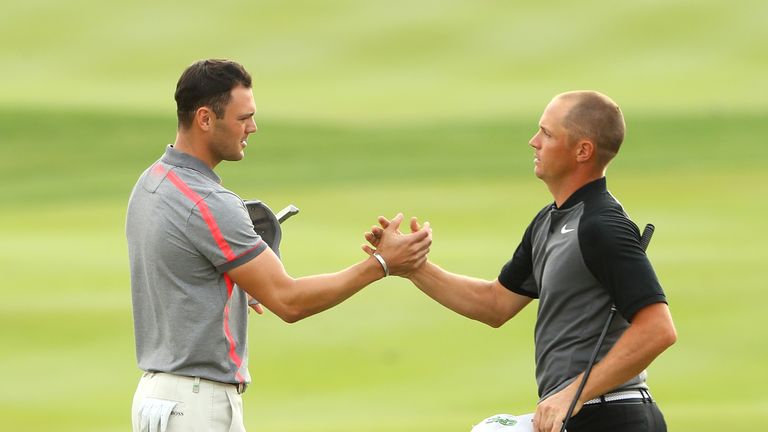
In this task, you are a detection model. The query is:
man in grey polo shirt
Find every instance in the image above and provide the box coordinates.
[126,59,432,432]
[364,91,677,432]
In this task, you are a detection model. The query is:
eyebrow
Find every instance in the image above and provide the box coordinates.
[238,112,255,119]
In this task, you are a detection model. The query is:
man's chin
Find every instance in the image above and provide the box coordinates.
[224,151,245,162]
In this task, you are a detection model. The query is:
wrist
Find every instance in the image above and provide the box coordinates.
[372,251,389,277]
[404,259,431,281]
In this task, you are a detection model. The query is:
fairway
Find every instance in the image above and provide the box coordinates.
[1,0,767,431]
[2,109,767,431]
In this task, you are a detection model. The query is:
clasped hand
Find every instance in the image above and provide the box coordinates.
[361,213,431,277]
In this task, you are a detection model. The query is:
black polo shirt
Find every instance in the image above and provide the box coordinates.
[498,177,667,399]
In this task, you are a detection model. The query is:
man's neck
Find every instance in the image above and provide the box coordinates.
[548,170,606,208]
[173,132,218,169]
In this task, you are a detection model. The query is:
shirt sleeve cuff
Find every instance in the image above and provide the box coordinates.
[216,240,268,273]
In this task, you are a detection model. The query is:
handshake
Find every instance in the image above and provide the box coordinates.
[361,213,433,279]
[246,201,431,279]
[243,201,443,322]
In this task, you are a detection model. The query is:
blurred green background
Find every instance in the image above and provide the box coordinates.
[1,0,766,430]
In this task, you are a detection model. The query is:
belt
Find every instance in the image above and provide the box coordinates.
[194,376,248,394]
[200,377,247,394]
[583,389,653,405]
[143,372,249,394]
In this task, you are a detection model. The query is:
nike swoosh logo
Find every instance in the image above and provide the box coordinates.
[560,224,575,234]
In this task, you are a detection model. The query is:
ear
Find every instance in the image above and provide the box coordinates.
[195,107,214,132]
[575,139,596,163]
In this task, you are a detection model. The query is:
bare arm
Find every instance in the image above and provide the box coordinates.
[363,216,531,327]
[229,249,382,323]
[230,213,431,323]
[533,302,677,432]
[409,262,532,327]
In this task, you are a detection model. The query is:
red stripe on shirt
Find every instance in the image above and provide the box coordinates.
[225,274,246,382]
[157,163,245,382]
[163,168,236,261]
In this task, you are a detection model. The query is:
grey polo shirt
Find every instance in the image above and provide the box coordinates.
[498,177,667,400]
[126,145,267,385]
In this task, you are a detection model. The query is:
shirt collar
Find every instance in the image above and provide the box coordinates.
[161,145,221,184]
[555,177,607,210]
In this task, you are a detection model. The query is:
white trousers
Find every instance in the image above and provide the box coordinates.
[132,372,246,432]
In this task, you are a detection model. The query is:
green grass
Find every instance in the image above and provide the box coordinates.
[1,0,767,430]
[1,108,767,430]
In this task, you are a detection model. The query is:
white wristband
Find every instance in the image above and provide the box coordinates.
[372,251,389,277]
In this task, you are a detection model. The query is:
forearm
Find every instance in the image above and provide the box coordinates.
[283,256,385,321]
[409,262,524,327]
[229,249,385,323]
[574,303,677,402]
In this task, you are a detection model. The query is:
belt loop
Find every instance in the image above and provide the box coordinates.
[193,377,200,393]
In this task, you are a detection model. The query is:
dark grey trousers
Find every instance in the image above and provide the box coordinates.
[567,401,667,432]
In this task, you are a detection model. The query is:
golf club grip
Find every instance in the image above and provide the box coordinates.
[276,204,300,224]
[640,223,655,252]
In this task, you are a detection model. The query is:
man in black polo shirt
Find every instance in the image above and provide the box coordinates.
[364,91,677,432]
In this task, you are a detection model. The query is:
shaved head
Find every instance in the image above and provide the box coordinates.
[555,91,625,164]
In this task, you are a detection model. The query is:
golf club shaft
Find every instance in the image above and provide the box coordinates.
[560,223,655,432]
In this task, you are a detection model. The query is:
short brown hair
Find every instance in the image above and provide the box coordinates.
[558,91,625,164]
[174,59,252,129]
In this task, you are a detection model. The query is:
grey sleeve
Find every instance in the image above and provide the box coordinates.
[186,191,268,273]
